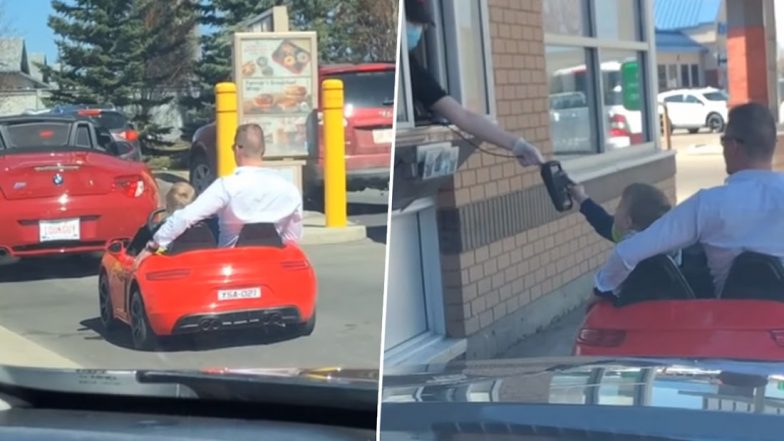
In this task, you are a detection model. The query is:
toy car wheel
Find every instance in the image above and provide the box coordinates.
[298,311,316,336]
[98,272,119,332]
[130,289,159,351]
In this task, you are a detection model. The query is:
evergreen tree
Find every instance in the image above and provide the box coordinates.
[180,0,277,133]
[41,0,141,107]
[40,0,197,145]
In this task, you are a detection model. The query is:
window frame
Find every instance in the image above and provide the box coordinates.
[544,0,658,157]
[384,197,467,368]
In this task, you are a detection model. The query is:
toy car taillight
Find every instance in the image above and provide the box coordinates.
[146,269,192,281]
[770,330,784,347]
[113,175,145,198]
[577,328,626,347]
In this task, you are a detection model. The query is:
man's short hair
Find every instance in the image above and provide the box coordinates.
[726,102,777,161]
[622,183,672,230]
[234,123,265,158]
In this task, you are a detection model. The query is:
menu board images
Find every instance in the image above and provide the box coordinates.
[235,32,317,159]
[271,40,311,75]
[242,77,312,115]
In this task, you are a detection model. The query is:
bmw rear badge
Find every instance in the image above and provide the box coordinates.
[53,173,64,186]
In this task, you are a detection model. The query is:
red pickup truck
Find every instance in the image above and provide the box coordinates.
[188,63,394,202]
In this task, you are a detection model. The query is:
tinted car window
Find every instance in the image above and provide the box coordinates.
[93,111,127,130]
[685,95,702,104]
[3,122,71,148]
[703,91,727,101]
[75,125,91,147]
[663,95,683,103]
[326,69,395,109]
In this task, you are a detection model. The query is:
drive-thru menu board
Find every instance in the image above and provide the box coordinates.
[233,32,318,159]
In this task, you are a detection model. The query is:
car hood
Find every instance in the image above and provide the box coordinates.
[0,365,379,412]
[383,356,784,410]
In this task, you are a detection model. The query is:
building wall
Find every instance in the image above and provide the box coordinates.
[434,0,676,360]
[0,90,48,116]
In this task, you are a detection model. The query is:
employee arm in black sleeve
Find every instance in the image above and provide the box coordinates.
[408,54,544,166]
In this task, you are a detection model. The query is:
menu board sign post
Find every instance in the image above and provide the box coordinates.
[232,32,318,160]
[239,6,289,32]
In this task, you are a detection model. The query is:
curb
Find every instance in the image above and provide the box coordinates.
[300,224,368,245]
[0,325,80,369]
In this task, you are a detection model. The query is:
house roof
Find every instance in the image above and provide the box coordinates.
[655,29,705,53]
[654,0,722,31]
[28,52,46,81]
[0,38,26,73]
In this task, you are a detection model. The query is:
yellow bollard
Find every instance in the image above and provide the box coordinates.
[215,82,238,178]
[322,79,347,228]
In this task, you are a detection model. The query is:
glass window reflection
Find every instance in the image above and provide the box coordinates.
[594,0,642,41]
[600,50,648,151]
[542,0,588,36]
[546,46,596,155]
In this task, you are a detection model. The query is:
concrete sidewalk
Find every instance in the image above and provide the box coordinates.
[0,324,79,369]
[153,171,367,245]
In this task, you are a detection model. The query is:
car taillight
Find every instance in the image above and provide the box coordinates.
[281,260,309,270]
[146,269,191,281]
[78,109,102,117]
[121,129,139,142]
[39,129,54,139]
[609,114,630,137]
[770,330,784,347]
[577,328,626,347]
[114,175,145,198]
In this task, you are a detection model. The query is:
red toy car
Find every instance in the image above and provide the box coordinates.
[98,212,318,350]
[0,115,158,260]
[575,252,784,361]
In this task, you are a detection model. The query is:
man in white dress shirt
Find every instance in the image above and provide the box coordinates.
[134,123,303,268]
[594,102,784,298]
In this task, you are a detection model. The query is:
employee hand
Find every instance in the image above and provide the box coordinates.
[567,183,589,204]
[512,138,545,166]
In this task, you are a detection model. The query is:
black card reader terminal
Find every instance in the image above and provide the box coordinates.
[540,160,575,212]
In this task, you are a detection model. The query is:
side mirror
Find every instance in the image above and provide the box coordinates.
[107,240,124,254]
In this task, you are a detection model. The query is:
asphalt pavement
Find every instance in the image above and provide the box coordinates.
[0,178,388,370]
[502,132,727,359]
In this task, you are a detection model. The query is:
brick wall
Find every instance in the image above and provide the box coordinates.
[437,0,550,340]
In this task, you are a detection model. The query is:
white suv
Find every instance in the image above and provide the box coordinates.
[658,87,728,134]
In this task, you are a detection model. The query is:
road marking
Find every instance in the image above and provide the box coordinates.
[0,324,80,369]
[685,144,723,155]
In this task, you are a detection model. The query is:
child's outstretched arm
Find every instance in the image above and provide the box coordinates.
[568,183,614,241]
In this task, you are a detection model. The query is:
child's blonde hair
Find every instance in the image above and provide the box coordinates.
[165,182,195,214]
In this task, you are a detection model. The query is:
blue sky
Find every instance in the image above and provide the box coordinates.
[4,0,58,62]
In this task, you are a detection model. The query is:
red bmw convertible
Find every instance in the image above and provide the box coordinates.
[575,251,784,361]
[0,115,158,260]
[98,212,318,351]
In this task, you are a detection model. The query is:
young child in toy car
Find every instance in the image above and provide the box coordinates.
[126,182,197,257]
[567,182,714,302]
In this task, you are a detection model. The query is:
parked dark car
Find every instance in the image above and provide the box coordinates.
[46,105,143,161]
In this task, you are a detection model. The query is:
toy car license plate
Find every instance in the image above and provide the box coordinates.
[39,218,80,242]
[218,287,261,301]
[372,129,394,144]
